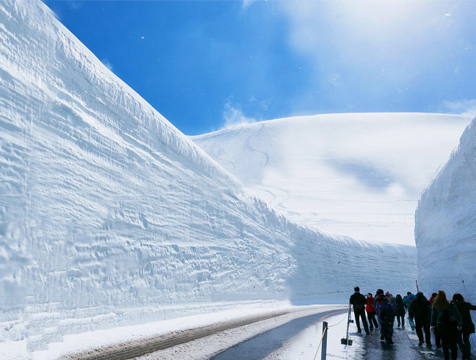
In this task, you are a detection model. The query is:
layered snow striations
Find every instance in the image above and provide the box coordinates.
[415,116,476,302]
[193,113,471,245]
[1,0,417,353]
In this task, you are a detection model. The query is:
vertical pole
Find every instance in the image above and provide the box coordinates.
[321,321,328,360]
[345,302,351,340]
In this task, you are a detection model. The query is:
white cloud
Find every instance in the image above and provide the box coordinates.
[441,99,476,118]
[223,101,256,129]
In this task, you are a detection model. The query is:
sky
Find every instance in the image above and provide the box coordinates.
[42,0,476,135]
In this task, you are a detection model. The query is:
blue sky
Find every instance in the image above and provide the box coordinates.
[43,0,476,135]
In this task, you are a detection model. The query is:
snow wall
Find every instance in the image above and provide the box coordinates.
[0,0,416,351]
[416,117,476,302]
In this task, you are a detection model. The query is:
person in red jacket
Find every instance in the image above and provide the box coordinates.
[366,293,379,330]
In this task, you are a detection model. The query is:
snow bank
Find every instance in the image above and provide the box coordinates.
[193,113,471,245]
[415,116,476,301]
[1,0,417,353]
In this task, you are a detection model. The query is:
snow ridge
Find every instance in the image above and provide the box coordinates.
[193,113,471,245]
[1,0,416,352]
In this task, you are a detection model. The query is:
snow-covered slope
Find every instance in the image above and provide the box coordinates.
[193,113,471,245]
[1,0,416,352]
[415,116,476,302]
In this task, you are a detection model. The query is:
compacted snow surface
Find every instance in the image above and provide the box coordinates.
[0,0,426,358]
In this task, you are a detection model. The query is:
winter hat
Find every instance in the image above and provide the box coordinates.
[385,291,391,297]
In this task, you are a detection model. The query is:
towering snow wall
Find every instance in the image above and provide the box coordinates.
[1,0,416,350]
[415,117,476,301]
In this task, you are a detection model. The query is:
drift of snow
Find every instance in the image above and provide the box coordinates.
[1,0,417,356]
[192,113,471,246]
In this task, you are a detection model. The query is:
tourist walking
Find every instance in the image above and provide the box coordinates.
[403,291,417,330]
[374,289,384,308]
[376,294,397,344]
[385,291,397,306]
[366,293,378,330]
[403,291,416,309]
[429,292,441,348]
[395,294,405,328]
[350,286,370,334]
[431,290,462,360]
[451,293,476,360]
[409,292,432,347]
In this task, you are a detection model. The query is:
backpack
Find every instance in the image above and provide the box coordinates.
[379,303,395,324]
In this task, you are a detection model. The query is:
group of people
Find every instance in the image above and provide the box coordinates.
[350,286,476,360]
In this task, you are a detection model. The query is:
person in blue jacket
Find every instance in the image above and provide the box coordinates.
[376,294,397,344]
[403,291,417,330]
[403,291,416,309]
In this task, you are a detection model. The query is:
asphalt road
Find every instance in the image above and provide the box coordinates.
[61,310,297,360]
[61,306,346,360]
[211,309,346,360]
[352,322,447,360]
[212,314,450,360]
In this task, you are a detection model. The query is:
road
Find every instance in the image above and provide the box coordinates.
[212,314,449,360]
[211,309,346,360]
[61,305,346,360]
[351,321,446,360]
[61,307,451,360]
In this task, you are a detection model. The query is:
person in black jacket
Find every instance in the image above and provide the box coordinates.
[409,292,432,347]
[429,292,441,348]
[395,294,406,328]
[350,286,370,334]
[452,293,476,360]
[431,290,463,360]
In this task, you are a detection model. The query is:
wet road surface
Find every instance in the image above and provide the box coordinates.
[354,322,447,360]
[211,309,345,360]
[213,313,451,360]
